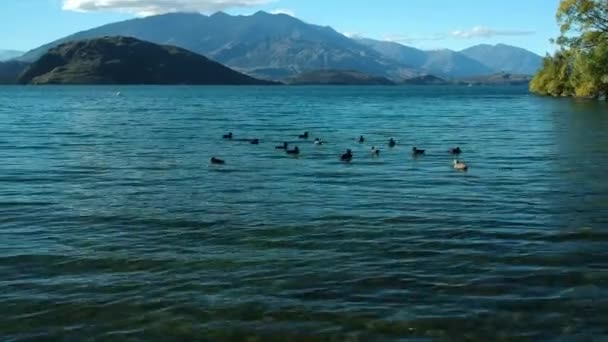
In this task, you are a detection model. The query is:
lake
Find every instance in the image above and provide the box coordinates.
[1,85,607,340]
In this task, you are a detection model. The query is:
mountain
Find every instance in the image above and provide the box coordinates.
[356,38,493,78]
[356,38,428,68]
[0,49,24,61]
[18,36,277,85]
[422,49,493,78]
[0,61,29,84]
[19,11,416,81]
[18,11,542,81]
[460,44,542,75]
[288,69,395,85]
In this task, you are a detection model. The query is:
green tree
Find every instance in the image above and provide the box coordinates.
[557,0,608,48]
[531,0,608,99]
[530,51,573,96]
[569,41,608,96]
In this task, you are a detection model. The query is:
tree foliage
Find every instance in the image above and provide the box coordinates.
[531,0,608,98]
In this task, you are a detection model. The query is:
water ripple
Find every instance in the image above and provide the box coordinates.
[0,85,607,340]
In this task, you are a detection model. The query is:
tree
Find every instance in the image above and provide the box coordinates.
[530,51,573,96]
[557,0,608,48]
[531,0,608,98]
[569,41,608,96]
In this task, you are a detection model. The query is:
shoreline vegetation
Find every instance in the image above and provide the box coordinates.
[530,0,608,100]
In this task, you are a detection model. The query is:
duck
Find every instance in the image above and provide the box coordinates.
[276,142,289,150]
[223,132,233,139]
[250,139,260,145]
[449,147,462,155]
[371,146,380,157]
[453,159,468,171]
[210,157,225,165]
[388,138,397,148]
[314,138,324,145]
[287,146,300,155]
[358,135,365,143]
[299,131,309,139]
[341,149,353,162]
[412,147,425,155]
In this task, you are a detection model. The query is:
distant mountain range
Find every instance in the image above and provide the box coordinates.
[17,11,542,82]
[356,38,492,78]
[18,37,275,85]
[357,38,542,78]
[19,11,416,81]
[461,44,543,75]
[0,50,24,62]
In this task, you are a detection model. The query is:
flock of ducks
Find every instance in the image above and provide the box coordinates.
[212,131,469,171]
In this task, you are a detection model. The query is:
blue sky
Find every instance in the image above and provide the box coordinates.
[1,0,560,54]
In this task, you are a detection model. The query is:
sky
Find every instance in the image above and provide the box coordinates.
[0,0,561,55]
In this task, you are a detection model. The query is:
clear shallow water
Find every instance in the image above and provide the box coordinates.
[1,85,607,340]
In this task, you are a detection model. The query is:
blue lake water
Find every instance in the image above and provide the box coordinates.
[1,85,607,340]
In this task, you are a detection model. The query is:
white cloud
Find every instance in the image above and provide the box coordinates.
[62,0,273,15]
[451,26,534,39]
[380,26,534,46]
[269,8,295,17]
[384,33,445,45]
[341,32,363,39]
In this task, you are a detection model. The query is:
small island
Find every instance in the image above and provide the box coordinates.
[18,36,278,85]
[401,75,449,85]
[459,73,532,86]
[287,70,395,85]
[400,73,531,86]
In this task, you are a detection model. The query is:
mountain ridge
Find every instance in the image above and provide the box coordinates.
[460,43,542,75]
[18,36,277,85]
[357,38,540,78]
[18,11,542,80]
[18,11,417,81]
[0,49,24,61]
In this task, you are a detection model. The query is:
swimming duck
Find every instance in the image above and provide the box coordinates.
[314,138,324,145]
[299,131,309,139]
[449,147,462,155]
[223,132,233,139]
[412,147,425,155]
[389,138,397,148]
[250,139,260,145]
[358,135,365,143]
[276,142,289,149]
[287,146,300,155]
[210,157,225,165]
[341,149,353,162]
[371,146,380,157]
[453,159,468,171]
